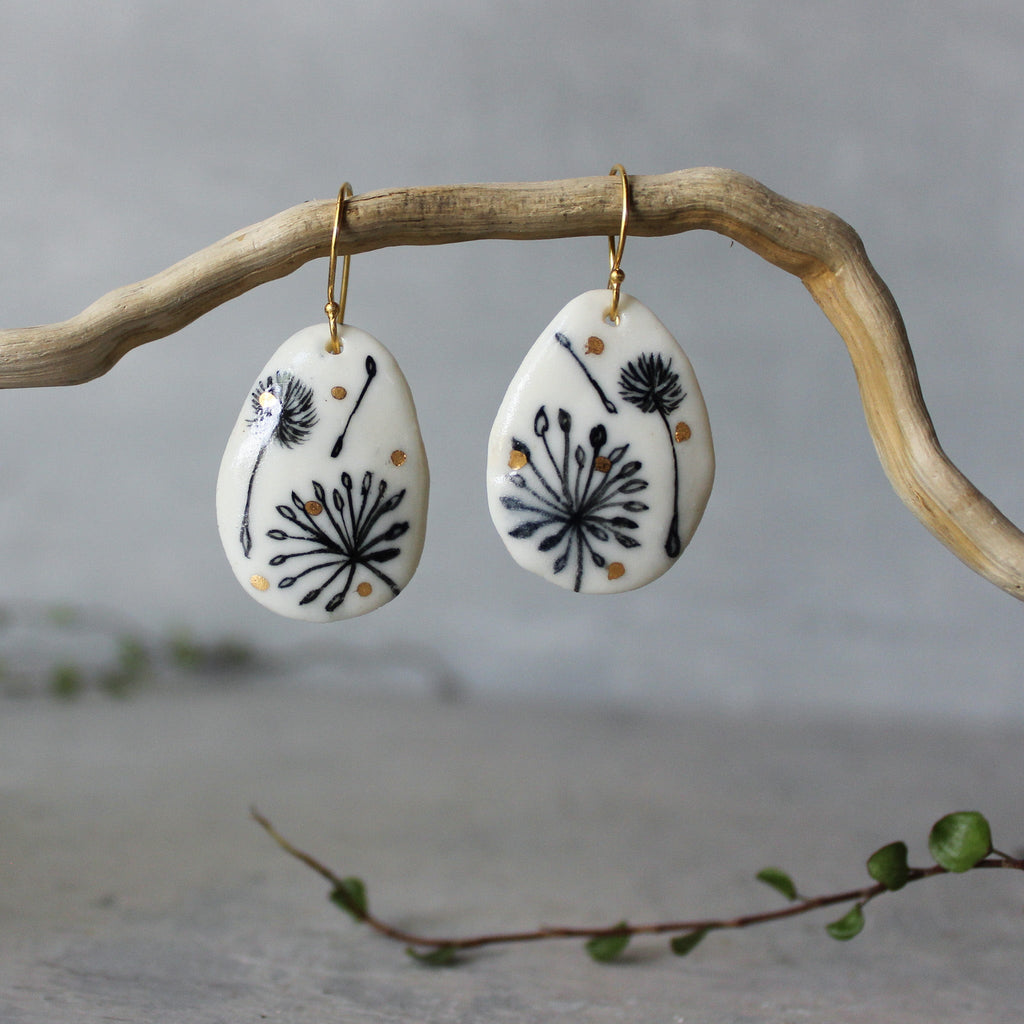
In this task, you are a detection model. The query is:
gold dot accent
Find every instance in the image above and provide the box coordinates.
[608,562,626,581]
[249,574,270,592]
[675,421,692,443]
[257,390,278,409]
[356,582,373,598]
[585,335,605,355]
[391,450,407,467]
[508,450,528,471]
[594,455,612,474]
[331,386,348,400]
[304,500,323,516]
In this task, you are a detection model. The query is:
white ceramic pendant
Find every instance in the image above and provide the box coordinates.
[217,323,428,621]
[487,290,714,594]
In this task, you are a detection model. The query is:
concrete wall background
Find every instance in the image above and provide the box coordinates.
[2,1,1022,719]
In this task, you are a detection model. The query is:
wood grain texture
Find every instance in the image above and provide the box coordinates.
[1,167,1021,599]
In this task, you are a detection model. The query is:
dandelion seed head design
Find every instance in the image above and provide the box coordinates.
[619,352,688,559]
[618,353,685,416]
[265,471,410,613]
[247,370,319,447]
[239,370,319,559]
[499,405,650,591]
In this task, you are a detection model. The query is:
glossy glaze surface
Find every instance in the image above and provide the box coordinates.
[217,323,428,620]
[487,290,713,594]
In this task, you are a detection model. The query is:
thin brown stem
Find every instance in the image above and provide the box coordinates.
[250,810,1024,957]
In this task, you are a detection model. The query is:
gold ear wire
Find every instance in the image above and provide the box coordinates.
[605,165,630,324]
[325,182,353,354]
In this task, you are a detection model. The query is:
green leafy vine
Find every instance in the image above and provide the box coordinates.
[251,808,1022,965]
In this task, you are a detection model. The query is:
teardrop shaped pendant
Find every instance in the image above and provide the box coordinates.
[217,322,429,621]
[486,289,714,594]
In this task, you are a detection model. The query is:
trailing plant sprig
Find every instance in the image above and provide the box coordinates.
[251,808,1022,965]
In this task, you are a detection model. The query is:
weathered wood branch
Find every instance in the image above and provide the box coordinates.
[1,168,1022,599]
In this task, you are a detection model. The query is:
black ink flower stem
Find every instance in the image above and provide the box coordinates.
[555,332,617,413]
[240,445,268,557]
[660,412,682,558]
[618,354,686,558]
[239,372,318,558]
[331,355,377,458]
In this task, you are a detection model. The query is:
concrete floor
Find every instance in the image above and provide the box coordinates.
[2,678,1023,1023]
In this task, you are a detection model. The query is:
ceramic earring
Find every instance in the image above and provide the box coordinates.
[486,165,714,594]
[217,184,429,621]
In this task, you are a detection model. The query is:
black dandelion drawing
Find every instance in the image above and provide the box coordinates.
[331,354,377,458]
[265,471,409,613]
[499,405,650,591]
[619,353,686,557]
[239,370,318,557]
[554,331,617,413]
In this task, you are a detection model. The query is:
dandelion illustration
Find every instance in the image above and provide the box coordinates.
[499,406,649,591]
[239,371,318,557]
[265,471,409,612]
[619,353,686,557]
[554,331,617,413]
[331,355,377,458]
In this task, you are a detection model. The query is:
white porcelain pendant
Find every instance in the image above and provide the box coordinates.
[487,290,714,594]
[217,323,428,621]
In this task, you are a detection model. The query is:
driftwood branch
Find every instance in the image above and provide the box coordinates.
[1,167,1022,600]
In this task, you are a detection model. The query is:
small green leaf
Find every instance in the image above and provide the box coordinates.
[168,632,202,671]
[670,928,709,957]
[866,840,910,891]
[406,944,459,967]
[329,877,368,921]
[117,635,151,677]
[928,811,992,873]
[825,904,865,941]
[48,605,78,628]
[585,925,631,963]
[756,867,798,901]
[50,664,84,699]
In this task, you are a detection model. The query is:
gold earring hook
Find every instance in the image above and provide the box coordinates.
[325,182,353,355]
[605,164,630,324]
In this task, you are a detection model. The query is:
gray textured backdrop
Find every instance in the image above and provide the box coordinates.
[1,1,1022,718]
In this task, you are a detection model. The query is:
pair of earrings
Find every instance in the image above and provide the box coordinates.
[216,169,714,622]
